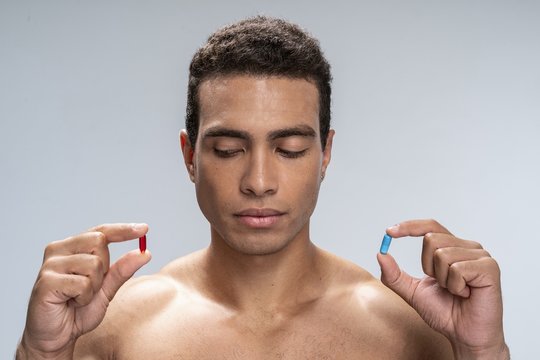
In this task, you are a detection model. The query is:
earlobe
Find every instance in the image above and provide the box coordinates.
[179,130,196,183]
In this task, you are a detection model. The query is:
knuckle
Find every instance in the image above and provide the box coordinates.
[423,232,436,247]
[88,224,106,233]
[34,269,54,289]
[117,265,132,280]
[43,244,54,260]
[88,231,107,248]
[43,241,60,259]
[89,255,105,274]
[466,239,483,249]
[80,276,93,293]
[485,257,501,275]
[448,261,462,275]
[41,256,59,270]
[433,248,447,264]
[473,241,483,250]
[96,231,107,245]
[463,240,484,250]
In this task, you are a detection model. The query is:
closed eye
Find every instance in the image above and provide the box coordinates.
[277,148,308,159]
[213,148,243,158]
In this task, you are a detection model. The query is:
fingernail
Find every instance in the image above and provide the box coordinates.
[132,223,146,231]
[387,224,399,232]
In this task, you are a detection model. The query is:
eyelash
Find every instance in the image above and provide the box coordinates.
[277,148,307,158]
[213,148,308,159]
[213,148,242,158]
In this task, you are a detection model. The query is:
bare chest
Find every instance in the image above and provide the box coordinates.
[115,306,409,359]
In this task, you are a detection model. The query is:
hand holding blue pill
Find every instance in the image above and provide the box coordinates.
[377,219,509,359]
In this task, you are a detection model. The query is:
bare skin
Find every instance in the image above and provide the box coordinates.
[17,76,509,359]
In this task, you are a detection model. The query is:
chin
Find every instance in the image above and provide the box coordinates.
[223,233,294,256]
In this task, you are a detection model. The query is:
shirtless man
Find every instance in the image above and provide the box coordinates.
[17,16,510,359]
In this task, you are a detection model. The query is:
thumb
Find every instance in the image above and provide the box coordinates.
[101,249,152,302]
[377,252,419,306]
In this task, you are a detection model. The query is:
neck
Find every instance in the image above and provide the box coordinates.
[199,226,327,313]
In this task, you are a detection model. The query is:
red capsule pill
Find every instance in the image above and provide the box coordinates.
[139,235,147,253]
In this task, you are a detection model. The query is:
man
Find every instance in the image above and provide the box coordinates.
[17,16,509,359]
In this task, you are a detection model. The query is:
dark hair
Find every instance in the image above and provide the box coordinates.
[185,16,332,148]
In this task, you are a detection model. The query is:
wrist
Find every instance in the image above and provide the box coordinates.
[452,341,510,360]
[16,334,74,360]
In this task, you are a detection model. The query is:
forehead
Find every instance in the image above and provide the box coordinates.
[197,75,320,135]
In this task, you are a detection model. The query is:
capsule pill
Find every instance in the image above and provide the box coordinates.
[380,234,392,255]
[139,235,147,253]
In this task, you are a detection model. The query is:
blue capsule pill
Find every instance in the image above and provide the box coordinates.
[380,234,392,254]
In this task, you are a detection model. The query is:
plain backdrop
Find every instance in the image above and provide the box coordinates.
[1,0,539,358]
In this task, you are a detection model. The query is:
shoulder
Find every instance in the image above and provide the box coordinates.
[74,251,205,358]
[110,249,210,315]
[317,249,454,359]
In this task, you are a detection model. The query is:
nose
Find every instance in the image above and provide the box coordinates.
[240,149,278,197]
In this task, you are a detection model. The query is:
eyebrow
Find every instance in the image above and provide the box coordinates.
[268,125,317,141]
[202,127,250,140]
[202,125,317,142]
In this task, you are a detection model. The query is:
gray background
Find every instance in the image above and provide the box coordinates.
[1,0,539,358]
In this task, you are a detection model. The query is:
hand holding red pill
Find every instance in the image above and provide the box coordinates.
[18,223,151,358]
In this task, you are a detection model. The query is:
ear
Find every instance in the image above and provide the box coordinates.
[180,130,196,183]
[321,129,335,178]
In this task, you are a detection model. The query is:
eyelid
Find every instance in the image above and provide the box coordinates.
[211,137,245,146]
[275,135,312,145]
[213,147,243,158]
[209,137,245,153]
[277,148,308,159]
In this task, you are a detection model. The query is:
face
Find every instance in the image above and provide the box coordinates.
[181,75,334,255]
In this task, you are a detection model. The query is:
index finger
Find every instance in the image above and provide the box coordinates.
[386,219,452,238]
[88,223,148,243]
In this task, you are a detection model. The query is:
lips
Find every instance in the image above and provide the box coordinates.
[234,208,285,228]
[235,208,284,216]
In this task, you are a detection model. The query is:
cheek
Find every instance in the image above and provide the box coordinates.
[284,161,322,206]
[194,161,238,215]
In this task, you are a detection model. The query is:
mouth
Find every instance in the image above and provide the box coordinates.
[234,208,286,228]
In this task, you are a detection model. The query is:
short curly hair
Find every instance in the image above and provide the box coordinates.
[185,16,332,148]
